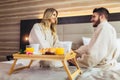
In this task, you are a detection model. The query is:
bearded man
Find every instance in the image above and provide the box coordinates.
[75,7,119,69]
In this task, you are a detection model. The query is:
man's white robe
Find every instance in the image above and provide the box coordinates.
[76,21,119,69]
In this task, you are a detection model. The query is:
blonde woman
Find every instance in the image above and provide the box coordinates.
[29,8,63,68]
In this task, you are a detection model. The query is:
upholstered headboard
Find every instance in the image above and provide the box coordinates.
[20,13,120,50]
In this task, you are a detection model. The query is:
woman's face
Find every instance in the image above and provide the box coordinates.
[50,11,57,24]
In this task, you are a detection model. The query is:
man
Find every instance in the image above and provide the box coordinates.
[75,7,119,69]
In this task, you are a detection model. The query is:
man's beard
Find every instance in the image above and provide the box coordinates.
[93,18,100,27]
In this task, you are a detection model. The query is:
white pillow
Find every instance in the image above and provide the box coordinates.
[82,37,91,45]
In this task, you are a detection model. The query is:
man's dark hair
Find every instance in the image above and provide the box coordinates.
[93,7,109,19]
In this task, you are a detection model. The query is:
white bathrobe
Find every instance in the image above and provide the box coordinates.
[29,23,63,68]
[76,21,119,69]
[29,23,61,48]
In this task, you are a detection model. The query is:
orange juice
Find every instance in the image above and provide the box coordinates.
[26,48,34,53]
[56,48,64,55]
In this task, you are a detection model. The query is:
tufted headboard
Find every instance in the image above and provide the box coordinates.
[20,13,120,50]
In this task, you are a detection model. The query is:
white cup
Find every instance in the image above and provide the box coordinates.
[60,41,72,54]
[30,44,40,55]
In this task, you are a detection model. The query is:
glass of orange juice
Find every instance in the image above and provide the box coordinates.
[26,45,34,55]
[56,48,64,55]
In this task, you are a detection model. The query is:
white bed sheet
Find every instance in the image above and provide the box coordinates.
[0,62,68,80]
[1,60,120,80]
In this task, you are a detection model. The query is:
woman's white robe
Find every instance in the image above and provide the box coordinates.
[29,23,63,67]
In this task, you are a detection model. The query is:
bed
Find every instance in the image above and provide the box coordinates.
[0,62,68,80]
[1,59,120,80]
[0,60,69,80]
[1,14,120,80]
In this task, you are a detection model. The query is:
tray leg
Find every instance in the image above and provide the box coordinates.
[27,60,33,68]
[62,58,81,80]
[70,58,81,79]
[62,60,73,80]
[8,59,33,75]
[8,59,17,75]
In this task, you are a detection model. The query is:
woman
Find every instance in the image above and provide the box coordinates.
[29,8,63,68]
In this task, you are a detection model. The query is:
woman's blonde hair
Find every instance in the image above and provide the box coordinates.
[41,8,58,37]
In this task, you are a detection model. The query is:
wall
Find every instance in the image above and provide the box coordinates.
[0,0,120,61]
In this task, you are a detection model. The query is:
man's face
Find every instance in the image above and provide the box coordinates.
[91,12,100,27]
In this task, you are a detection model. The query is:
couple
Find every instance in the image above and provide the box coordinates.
[29,7,119,69]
